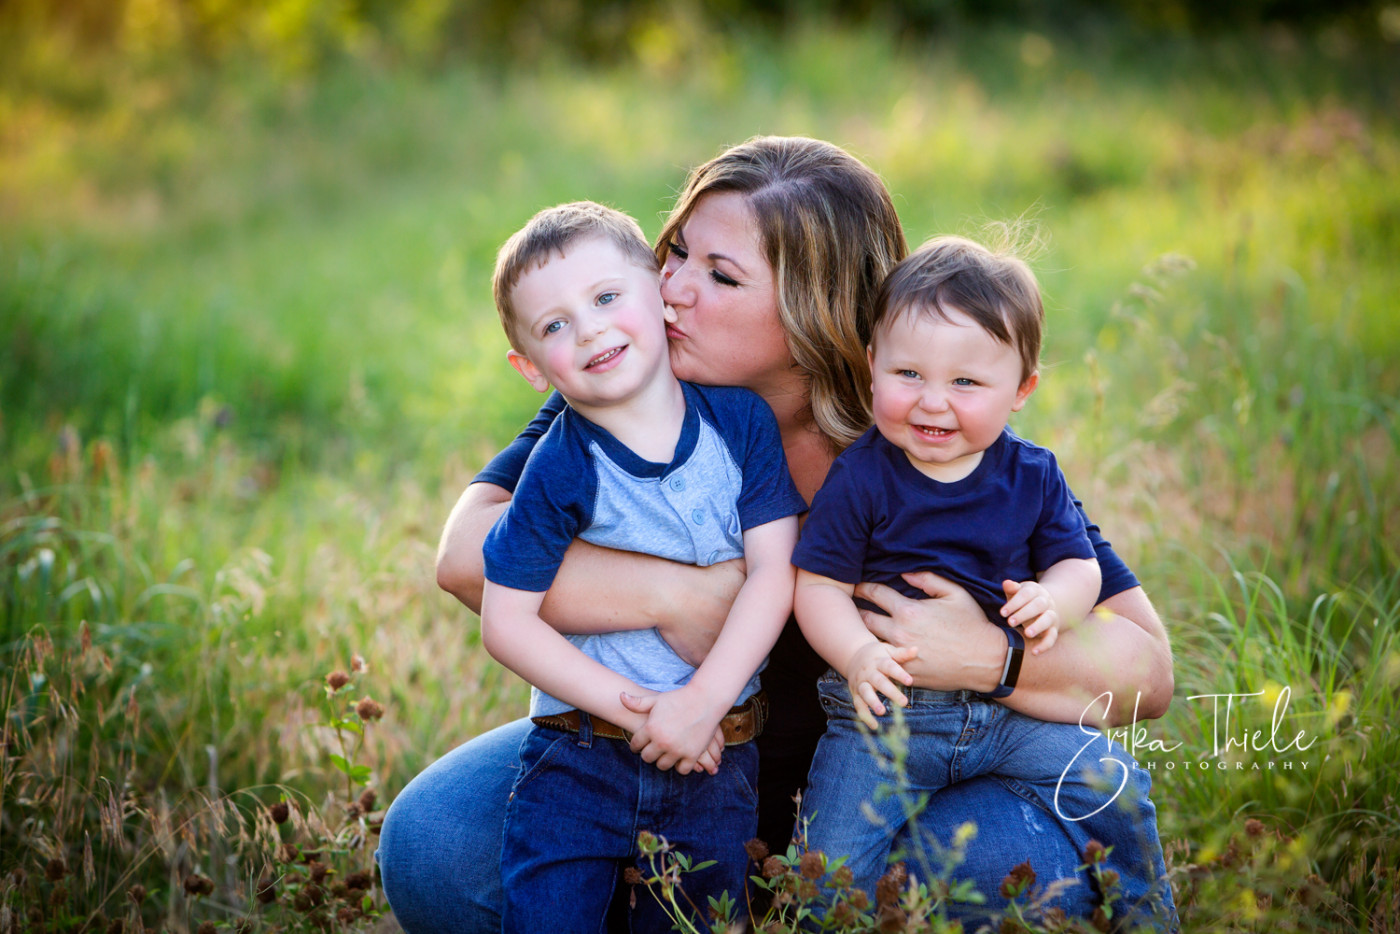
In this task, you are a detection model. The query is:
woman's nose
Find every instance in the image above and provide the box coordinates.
[660,259,691,307]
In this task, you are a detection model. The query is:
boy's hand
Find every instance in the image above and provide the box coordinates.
[620,690,726,775]
[844,641,917,729]
[1001,579,1060,652]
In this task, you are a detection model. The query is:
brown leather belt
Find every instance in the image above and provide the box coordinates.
[531,691,767,746]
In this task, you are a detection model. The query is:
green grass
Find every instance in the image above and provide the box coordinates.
[2,21,1398,932]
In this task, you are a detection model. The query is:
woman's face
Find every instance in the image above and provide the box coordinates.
[660,191,789,391]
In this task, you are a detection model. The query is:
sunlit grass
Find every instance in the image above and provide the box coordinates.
[2,20,1398,931]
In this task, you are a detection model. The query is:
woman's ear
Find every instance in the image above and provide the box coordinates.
[507,350,551,394]
[1011,371,1040,411]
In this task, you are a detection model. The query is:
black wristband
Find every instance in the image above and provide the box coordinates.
[977,625,1025,700]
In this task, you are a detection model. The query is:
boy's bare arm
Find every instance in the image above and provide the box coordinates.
[479,580,652,730]
[795,568,915,727]
[438,482,742,663]
[1001,556,1102,653]
[1006,585,1174,726]
[625,517,799,773]
[1037,557,1101,630]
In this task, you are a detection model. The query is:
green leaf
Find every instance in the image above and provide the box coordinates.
[329,753,351,775]
[350,764,372,784]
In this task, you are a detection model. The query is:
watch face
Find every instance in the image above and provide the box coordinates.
[1003,632,1025,691]
[978,625,1025,700]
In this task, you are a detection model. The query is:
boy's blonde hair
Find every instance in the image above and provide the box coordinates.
[493,201,659,351]
[873,235,1043,383]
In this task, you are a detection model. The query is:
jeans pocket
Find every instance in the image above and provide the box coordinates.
[724,743,760,809]
[511,729,573,797]
[816,672,856,718]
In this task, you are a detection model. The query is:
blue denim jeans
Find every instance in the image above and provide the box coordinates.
[800,673,1178,930]
[377,716,1175,933]
[500,716,758,934]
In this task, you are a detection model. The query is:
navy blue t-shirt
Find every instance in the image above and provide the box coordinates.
[474,398,1139,603]
[791,427,1099,619]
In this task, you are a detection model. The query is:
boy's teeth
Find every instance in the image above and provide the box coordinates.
[589,348,621,367]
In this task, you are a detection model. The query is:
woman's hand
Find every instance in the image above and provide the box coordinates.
[855,571,1007,693]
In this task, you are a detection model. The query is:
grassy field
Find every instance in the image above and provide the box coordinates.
[3,20,1399,932]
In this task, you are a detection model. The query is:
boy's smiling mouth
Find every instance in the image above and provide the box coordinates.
[912,425,956,439]
[585,345,627,371]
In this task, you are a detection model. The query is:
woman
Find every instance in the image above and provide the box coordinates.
[379,136,1177,931]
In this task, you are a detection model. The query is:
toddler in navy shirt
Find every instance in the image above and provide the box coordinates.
[792,235,1153,907]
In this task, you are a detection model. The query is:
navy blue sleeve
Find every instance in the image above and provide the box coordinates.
[481,421,596,592]
[1074,494,1141,603]
[1028,451,1098,573]
[703,387,808,530]
[472,392,569,494]
[790,453,873,585]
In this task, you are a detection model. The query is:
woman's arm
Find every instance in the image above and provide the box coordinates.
[856,572,1173,728]
[479,582,654,730]
[624,517,800,773]
[436,481,744,665]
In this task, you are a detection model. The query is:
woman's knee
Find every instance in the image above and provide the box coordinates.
[377,718,529,934]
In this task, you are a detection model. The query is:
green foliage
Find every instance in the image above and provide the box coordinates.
[0,626,391,932]
[1,0,1394,88]
[1,15,1398,932]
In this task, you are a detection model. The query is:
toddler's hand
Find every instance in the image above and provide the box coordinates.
[1001,579,1059,653]
[844,641,917,729]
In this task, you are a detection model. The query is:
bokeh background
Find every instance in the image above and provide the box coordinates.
[3,1,1398,930]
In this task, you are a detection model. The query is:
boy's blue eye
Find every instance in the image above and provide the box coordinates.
[543,320,565,335]
[597,291,618,305]
[897,369,920,379]
[953,377,976,386]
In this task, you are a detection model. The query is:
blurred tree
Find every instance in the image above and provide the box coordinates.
[0,0,1391,79]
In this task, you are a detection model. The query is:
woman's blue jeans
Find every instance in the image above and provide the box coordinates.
[378,716,1176,932]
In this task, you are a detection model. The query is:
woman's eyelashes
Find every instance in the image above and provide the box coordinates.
[666,241,740,288]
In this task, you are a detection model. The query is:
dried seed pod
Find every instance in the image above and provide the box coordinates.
[355,697,384,721]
